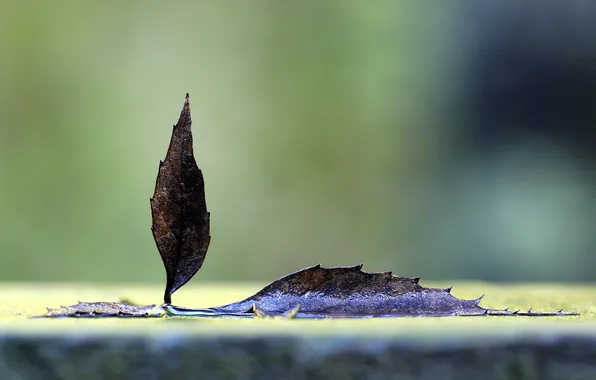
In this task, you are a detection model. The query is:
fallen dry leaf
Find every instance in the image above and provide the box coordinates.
[44,302,164,318]
[164,265,577,318]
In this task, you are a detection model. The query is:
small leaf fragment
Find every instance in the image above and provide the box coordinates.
[151,94,211,304]
[43,302,165,318]
[253,304,300,319]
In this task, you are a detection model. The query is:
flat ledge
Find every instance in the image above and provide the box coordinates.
[1,282,595,379]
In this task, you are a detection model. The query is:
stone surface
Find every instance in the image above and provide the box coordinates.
[0,283,595,379]
[1,332,596,380]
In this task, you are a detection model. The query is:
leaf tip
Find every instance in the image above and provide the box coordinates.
[183,93,191,111]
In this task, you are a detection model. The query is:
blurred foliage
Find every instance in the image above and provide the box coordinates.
[1,1,595,283]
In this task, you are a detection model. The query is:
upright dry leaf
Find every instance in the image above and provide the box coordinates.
[150,94,211,304]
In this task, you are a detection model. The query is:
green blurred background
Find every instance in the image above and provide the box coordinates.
[1,1,595,284]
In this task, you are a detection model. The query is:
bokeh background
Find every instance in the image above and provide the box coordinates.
[1,1,595,284]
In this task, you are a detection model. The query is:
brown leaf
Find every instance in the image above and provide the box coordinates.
[206,264,485,317]
[150,94,211,304]
[166,265,579,318]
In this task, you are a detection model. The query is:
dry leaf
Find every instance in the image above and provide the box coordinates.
[165,265,578,317]
[44,302,164,318]
[150,94,211,304]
